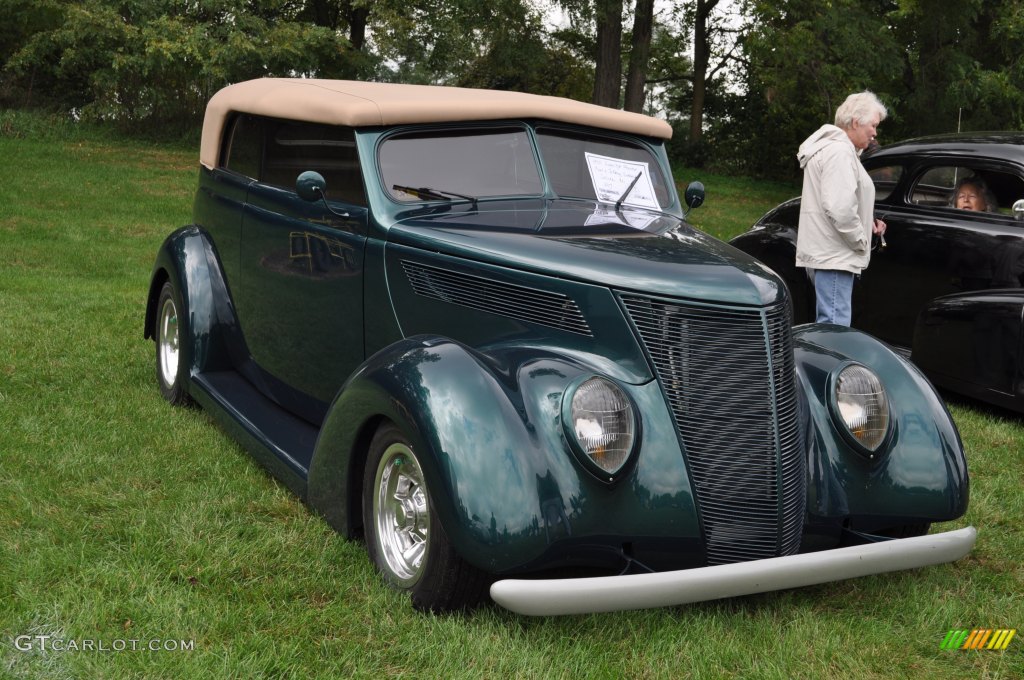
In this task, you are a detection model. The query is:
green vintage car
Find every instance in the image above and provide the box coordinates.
[145,78,974,615]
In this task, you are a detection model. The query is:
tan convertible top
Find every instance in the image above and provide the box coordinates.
[200,78,673,168]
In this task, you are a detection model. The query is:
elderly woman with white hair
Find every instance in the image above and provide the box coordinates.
[795,91,889,326]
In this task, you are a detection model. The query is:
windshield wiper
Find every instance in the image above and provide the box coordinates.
[615,171,643,211]
[393,184,478,206]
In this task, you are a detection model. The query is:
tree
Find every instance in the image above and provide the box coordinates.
[3,0,368,130]
[592,0,624,106]
[623,0,654,112]
[891,0,1024,136]
[454,1,591,98]
[687,0,724,143]
[298,0,371,50]
[730,0,903,176]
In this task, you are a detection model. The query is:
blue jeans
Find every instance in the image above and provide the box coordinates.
[811,269,854,326]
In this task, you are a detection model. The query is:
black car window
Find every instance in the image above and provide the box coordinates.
[262,120,366,206]
[868,165,902,202]
[222,114,262,180]
[379,127,542,202]
[910,165,1023,216]
[535,128,671,209]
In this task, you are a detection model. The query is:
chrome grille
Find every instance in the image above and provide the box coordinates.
[621,294,804,564]
[402,261,592,336]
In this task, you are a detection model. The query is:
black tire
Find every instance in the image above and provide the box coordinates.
[363,422,490,612]
[155,280,192,406]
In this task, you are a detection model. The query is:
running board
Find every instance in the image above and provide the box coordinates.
[190,370,318,494]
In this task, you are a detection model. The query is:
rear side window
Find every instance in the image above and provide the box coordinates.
[221,115,366,206]
[223,115,261,179]
[910,165,1024,216]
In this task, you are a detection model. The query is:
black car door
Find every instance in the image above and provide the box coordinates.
[854,160,1024,348]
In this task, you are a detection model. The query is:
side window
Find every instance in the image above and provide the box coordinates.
[222,114,262,179]
[262,120,367,207]
[910,165,1023,216]
[868,165,902,202]
[911,167,962,208]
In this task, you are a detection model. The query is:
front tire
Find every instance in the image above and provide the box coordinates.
[155,280,191,406]
[363,422,489,612]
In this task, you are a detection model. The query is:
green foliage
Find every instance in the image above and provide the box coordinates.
[2,0,370,133]
[367,0,591,98]
[3,0,1023,163]
[720,0,1024,178]
[720,0,902,177]
[891,0,1024,135]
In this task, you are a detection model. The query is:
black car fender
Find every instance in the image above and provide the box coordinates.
[729,225,814,324]
[913,289,1024,409]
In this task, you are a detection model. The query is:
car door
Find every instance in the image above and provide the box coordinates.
[854,160,1024,348]
[233,116,369,417]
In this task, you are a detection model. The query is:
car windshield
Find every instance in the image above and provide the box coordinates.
[535,128,671,209]
[379,127,543,202]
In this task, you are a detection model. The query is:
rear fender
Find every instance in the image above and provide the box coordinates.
[913,290,1024,409]
[144,226,243,380]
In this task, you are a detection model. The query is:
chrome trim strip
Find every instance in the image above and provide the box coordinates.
[490,527,976,616]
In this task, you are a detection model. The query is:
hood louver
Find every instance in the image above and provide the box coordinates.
[401,261,593,336]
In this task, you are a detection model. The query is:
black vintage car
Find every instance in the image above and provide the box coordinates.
[731,134,1024,414]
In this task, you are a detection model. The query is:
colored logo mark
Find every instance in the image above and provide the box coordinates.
[941,629,1016,650]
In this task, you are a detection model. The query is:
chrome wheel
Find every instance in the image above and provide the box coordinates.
[158,295,180,388]
[372,442,430,587]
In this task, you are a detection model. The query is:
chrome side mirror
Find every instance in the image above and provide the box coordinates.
[1013,199,1024,221]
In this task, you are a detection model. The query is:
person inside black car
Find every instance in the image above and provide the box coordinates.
[951,176,998,212]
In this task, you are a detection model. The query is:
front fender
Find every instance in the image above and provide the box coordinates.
[794,324,969,529]
[913,289,1024,411]
[307,336,701,574]
[144,225,242,378]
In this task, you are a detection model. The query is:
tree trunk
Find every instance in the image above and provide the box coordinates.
[347,4,369,51]
[593,0,624,108]
[624,0,655,112]
[307,0,341,29]
[689,0,718,143]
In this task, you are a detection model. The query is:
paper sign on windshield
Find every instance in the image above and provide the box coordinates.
[584,153,659,210]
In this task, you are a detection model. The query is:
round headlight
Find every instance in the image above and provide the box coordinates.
[833,363,890,453]
[566,377,637,478]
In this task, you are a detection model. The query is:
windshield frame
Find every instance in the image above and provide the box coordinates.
[374,120,678,212]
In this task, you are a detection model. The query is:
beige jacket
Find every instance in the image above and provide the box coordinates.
[795,125,875,274]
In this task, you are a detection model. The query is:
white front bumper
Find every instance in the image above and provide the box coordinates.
[490,526,976,616]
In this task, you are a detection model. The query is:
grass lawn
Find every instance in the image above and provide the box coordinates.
[1,112,1021,679]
